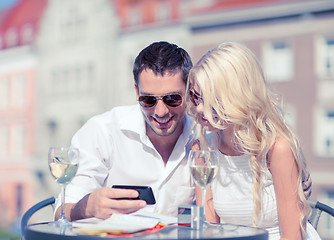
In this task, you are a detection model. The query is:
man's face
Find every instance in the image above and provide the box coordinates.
[136,68,186,138]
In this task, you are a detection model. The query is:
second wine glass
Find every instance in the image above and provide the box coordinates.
[48,147,79,228]
[189,150,218,212]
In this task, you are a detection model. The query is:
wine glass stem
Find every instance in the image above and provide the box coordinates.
[59,185,67,222]
[201,187,207,214]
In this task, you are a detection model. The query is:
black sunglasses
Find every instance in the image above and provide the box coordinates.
[189,89,203,106]
[138,94,183,108]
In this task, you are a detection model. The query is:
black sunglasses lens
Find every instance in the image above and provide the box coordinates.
[139,94,182,108]
[163,94,182,107]
[138,96,157,108]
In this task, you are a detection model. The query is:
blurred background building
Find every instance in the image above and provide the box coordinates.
[0,0,333,238]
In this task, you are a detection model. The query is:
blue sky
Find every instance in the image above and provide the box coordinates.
[0,0,19,9]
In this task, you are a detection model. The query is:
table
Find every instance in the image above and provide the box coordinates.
[24,222,268,240]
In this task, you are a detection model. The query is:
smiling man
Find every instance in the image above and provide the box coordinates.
[54,41,195,221]
[135,68,186,165]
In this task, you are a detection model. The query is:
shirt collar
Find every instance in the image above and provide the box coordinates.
[119,104,146,135]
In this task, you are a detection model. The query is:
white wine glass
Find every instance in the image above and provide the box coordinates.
[189,150,218,213]
[48,147,79,228]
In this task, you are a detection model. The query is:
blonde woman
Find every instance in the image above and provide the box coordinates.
[187,42,320,240]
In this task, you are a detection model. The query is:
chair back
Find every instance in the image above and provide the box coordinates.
[308,200,334,230]
[20,196,56,236]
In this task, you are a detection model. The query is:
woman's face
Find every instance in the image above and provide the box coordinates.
[190,83,217,132]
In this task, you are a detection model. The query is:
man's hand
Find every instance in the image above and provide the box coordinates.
[56,187,147,221]
[84,187,147,219]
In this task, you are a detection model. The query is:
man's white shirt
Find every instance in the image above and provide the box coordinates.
[55,105,195,217]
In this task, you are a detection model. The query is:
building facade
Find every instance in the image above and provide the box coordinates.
[0,0,46,230]
[34,0,120,201]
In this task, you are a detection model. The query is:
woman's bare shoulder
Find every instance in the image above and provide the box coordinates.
[268,137,296,172]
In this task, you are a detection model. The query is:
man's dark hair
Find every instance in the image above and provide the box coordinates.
[133,41,193,86]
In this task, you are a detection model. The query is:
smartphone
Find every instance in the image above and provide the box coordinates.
[112,185,156,204]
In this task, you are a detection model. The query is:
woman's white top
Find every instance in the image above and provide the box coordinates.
[211,151,321,240]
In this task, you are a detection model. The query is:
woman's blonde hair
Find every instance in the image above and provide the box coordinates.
[187,42,308,233]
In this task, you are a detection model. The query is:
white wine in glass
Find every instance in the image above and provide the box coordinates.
[189,150,218,211]
[48,147,79,228]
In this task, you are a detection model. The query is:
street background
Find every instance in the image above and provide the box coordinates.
[0,0,333,239]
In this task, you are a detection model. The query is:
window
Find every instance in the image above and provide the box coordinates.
[0,78,9,108]
[263,41,293,82]
[61,7,86,44]
[13,125,25,157]
[51,63,94,96]
[282,104,297,132]
[16,75,25,107]
[158,1,171,22]
[74,65,83,93]
[21,23,34,44]
[317,190,334,238]
[314,108,334,157]
[16,184,23,216]
[127,56,135,90]
[51,67,65,96]
[67,68,75,94]
[0,127,8,159]
[84,63,94,92]
[6,28,19,47]
[48,120,57,133]
[316,36,334,78]
[128,4,141,26]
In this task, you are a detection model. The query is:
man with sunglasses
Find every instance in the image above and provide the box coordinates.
[55,41,195,221]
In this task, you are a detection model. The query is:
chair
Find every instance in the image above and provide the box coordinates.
[308,200,334,230]
[21,196,55,236]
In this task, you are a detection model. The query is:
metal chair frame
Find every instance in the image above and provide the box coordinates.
[20,196,56,236]
[308,200,334,230]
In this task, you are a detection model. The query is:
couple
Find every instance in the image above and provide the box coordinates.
[55,41,318,239]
